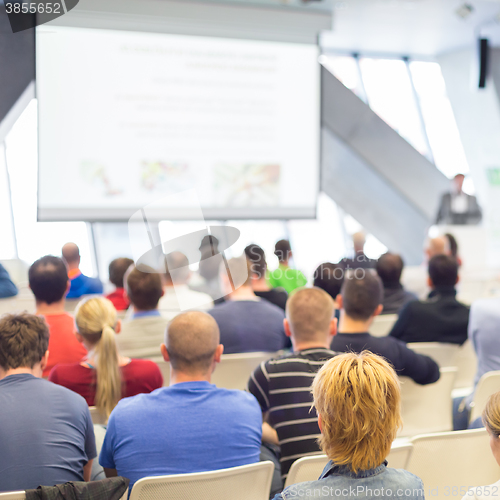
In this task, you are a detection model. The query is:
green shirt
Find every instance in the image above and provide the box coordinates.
[268,264,307,294]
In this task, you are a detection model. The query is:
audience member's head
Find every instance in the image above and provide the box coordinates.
[285,288,336,347]
[445,233,459,259]
[376,253,404,288]
[75,296,121,418]
[162,311,222,377]
[220,256,252,297]
[61,242,81,269]
[108,258,134,289]
[164,251,191,286]
[245,244,267,281]
[275,239,292,264]
[428,254,459,288]
[313,263,344,301]
[0,313,49,377]
[425,235,450,260]
[454,173,465,194]
[29,255,69,305]
[199,236,221,281]
[339,270,383,322]
[352,232,366,254]
[125,266,164,311]
[482,391,500,465]
[312,351,402,472]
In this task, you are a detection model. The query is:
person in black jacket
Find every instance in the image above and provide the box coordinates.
[330,269,440,385]
[389,255,469,345]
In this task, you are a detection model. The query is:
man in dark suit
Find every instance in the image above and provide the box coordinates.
[389,255,469,345]
[436,174,482,225]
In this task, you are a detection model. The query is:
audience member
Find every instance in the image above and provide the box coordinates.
[0,313,96,491]
[330,270,440,384]
[208,256,289,353]
[194,235,224,300]
[158,251,213,318]
[29,255,87,377]
[274,352,424,500]
[340,232,376,270]
[313,262,344,322]
[462,391,500,500]
[268,239,307,293]
[445,232,463,267]
[389,255,469,345]
[117,266,169,359]
[99,311,262,489]
[248,287,339,481]
[62,242,103,298]
[49,296,162,418]
[425,235,450,261]
[245,243,287,311]
[105,257,134,310]
[376,253,418,315]
[0,262,18,298]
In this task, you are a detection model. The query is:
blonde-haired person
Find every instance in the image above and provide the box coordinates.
[462,391,500,500]
[49,296,163,418]
[273,351,425,500]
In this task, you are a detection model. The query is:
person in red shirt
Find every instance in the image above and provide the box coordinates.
[29,255,88,378]
[49,296,162,419]
[105,257,134,311]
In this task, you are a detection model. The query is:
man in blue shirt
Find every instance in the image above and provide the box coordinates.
[100,311,262,488]
[0,262,18,298]
[0,313,96,492]
[62,242,103,298]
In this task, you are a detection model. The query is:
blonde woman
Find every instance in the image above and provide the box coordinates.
[274,351,425,500]
[462,392,500,500]
[49,296,162,418]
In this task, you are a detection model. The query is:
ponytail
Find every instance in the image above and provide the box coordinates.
[94,325,122,419]
[75,297,122,420]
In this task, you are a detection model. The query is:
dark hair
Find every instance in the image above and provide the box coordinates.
[245,244,267,279]
[108,258,134,288]
[313,263,344,300]
[445,233,458,258]
[376,253,404,287]
[341,270,383,321]
[428,255,458,287]
[275,239,291,263]
[125,267,163,310]
[0,313,50,370]
[29,255,68,304]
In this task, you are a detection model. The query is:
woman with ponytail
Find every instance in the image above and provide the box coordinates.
[49,296,162,418]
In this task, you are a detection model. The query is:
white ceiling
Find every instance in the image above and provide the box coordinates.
[321,0,500,58]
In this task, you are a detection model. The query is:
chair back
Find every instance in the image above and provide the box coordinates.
[470,370,500,423]
[407,342,460,368]
[89,406,107,425]
[369,314,398,337]
[284,441,414,488]
[156,351,282,389]
[128,461,274,500]
[406,429,500,500]
[453,340,477,390]
[0,493,25,500]
[399,367,457,437]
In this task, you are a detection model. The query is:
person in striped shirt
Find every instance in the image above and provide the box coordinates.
[247,287,340,483]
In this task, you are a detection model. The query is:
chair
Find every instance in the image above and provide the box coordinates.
[284,441,414,488]
[369,314,398,337]
[469,370,500,423]
[156,351,281,389]
[407,342,460,368]
[128,461,274,500]
[89,406,107,425]
[454,340,477,390]
[406,429,499,500]
[0,493,25,500]
[399,367,457,437]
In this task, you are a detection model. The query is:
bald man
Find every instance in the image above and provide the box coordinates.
[62,243,103,299]
[248,287,340,483]
[99,311,262,490]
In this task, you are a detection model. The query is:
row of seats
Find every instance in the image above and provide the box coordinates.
[2,429,494,500]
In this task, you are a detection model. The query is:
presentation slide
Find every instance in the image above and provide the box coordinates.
[36,26,320,221]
